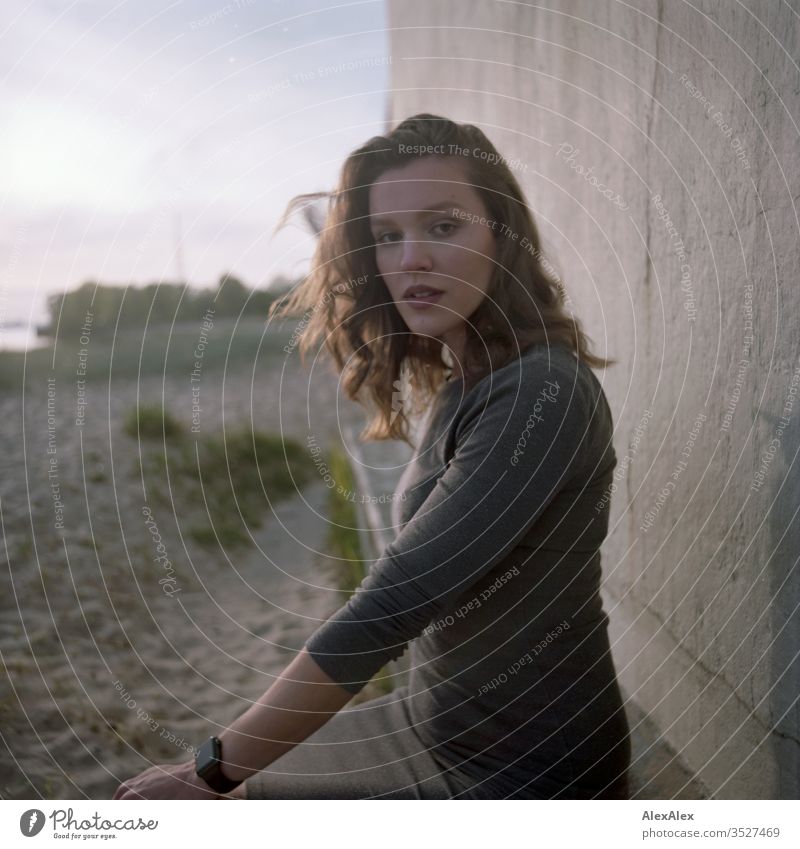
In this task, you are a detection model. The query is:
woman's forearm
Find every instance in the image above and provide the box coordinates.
[215,647,355,783]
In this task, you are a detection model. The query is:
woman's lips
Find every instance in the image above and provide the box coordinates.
[402,289,444,309]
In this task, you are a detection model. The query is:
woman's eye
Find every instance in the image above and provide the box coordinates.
[431,221,457,237]
[374,232,400,244]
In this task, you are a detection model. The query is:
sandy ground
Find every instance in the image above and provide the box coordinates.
[0,351,387,800]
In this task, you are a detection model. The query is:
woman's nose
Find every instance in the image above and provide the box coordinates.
[399,238,433,272]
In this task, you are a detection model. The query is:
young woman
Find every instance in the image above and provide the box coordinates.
[113,114,631,800]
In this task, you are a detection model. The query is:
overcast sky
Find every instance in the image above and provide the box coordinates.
[0,0,390,325]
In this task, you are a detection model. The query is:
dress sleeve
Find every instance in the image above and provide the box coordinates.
[304,356,591,694]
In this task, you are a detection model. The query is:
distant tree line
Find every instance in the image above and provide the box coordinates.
[42,273,296,337]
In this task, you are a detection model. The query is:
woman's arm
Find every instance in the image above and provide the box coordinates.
[112,647,353,799]
[218,646,355,782]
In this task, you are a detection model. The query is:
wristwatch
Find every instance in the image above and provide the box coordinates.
[194,736,242,794]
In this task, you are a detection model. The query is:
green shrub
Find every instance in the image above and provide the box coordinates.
[136,422,313,549]
[124,404,184,440]
[325,443,394,696]
[325,443,366,595]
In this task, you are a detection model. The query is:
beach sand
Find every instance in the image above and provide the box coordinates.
[0,349,390,800]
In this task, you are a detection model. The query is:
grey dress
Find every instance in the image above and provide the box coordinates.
[245,343,631,799]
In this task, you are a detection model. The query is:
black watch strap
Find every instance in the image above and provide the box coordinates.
[194,736,242,794]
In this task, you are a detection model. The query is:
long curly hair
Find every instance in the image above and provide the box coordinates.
[269,113,614,445]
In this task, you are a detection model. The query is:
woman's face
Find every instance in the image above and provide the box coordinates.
[368,156,497,365]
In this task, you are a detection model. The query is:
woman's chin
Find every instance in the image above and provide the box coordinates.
[401,311,456,340]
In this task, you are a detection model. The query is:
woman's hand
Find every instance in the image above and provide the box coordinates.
[112,759,226,800]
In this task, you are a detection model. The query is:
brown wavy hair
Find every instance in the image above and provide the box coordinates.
[269,113,614,445]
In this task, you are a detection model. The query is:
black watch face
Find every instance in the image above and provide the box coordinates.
[195,737,220,777]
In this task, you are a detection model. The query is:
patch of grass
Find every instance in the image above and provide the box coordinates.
[13,537,33,562]
[325,443,395,696]
[325,443,367,595]
[124,404,184,441]
[82,450,108,483]
[136,422,313,549]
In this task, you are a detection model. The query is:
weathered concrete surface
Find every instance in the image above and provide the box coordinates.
[386,0,799,798]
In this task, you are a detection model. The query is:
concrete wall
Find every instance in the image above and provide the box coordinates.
[386,0,799,798]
